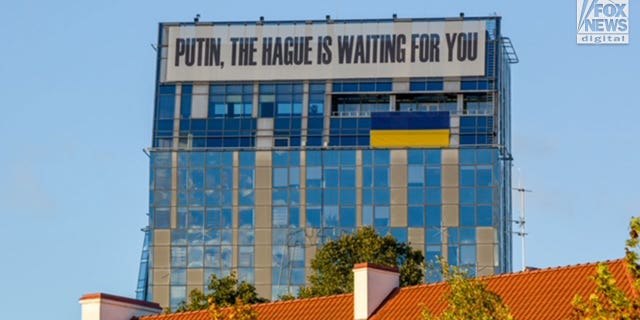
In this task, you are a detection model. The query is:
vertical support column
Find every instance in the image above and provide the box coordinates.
[441,149,460,264]
[356,150,363,226]
[232,151,240,270]
[301,81,309,147]
[253,151,272,299]
[152,230,171,308]
[390,150,407,227]
[323,82,332,146]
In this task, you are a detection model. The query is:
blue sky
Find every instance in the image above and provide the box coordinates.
[0,0,638,319]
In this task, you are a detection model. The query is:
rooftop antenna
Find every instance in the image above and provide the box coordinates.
[513,168,532,272]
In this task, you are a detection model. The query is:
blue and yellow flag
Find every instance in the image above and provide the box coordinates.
[370,112,450,148]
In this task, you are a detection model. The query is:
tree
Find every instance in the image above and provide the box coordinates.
[569,216,640,319]
[175,271,268,312]
[298,226,425,298]
[208,298,258,320]
[422,262,513,320]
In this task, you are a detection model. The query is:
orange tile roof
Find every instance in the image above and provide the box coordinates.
[141,293,353,320]
[372,259,635,320]
[141,259,636,320]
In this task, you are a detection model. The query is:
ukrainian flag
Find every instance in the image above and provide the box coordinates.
[370,112,450,148]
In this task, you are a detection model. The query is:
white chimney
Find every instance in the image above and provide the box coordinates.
[352,263,400,320]
[79,293,162,320]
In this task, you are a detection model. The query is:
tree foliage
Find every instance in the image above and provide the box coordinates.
[569,216,640,320]
[422,262,513,320]
[298,226,425,298]
[208,298,258,320]
[175,271,268,312]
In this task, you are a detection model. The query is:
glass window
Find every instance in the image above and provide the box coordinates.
[408,206,424,227]
[374,206,390,227]
[460,206,475,226]
[209,247,220,268]
[408,166,425,186]
[477,167,493,186]
[340,207,356,227]
[460,166,476,186]
[171,247,187,267]
[273,207,288,227]
[426,228,442,244]
[171,230,187,245]
[460,228,476,244]
[307,207,321,227]
[170,286,186,309]
[477,206,493,226]
[324,206,339,227]
[391,228,408,243]
[171,269,186,285]
[362,206,373,226]
[239,208,254,228]
[188,229,204,245]
[426,206,441,227]
[273,168,288,187]
[426,167,441,187]
[188,246,204,267]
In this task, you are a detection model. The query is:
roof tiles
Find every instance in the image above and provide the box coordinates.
[141,259,635,320]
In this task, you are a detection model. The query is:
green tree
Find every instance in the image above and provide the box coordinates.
[298,226,425,298]
[569,216,640,319]
[176,271,268,312]
[208,298,258,320]
[422,262,513,320]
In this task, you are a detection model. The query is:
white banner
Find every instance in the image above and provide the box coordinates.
[163,20,486,82]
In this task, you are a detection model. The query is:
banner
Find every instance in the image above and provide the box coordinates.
[163,20,486,82]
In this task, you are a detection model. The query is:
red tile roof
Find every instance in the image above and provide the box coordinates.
[141,259,636,320]
[141,293,353,320]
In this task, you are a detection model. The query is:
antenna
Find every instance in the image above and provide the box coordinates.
[513,169,532,272]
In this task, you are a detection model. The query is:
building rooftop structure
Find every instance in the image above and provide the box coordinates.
[84,259,636,320]
[139,14,517,307]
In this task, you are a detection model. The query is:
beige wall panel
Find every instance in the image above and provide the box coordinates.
[441,165,459,188]
[255,268,272,285]
[442,205,459,227]
[255,189,271,206]
[255,206,271,227]
[390,205,407,227]
[390,166,407,188]
[356,150,363,226]
[187,269,204,286]
[153,246,170,268]
[391,187,406,205]
[255,150,272,166]
[255,168,272,189]
[255,284,272,300]
[477,244,496,268]
[477,227,497,244]
[255,245,272,269]
[154,230,171,246]
[153,269,171,285]
[442,188,459,204]
[442,149,459,165]
[391,149,407,165]
[153,286,170,309]
[408,228,425,246]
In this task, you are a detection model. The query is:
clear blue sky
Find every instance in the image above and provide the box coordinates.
[0,0,638,318]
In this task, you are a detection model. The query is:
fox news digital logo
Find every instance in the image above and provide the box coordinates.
[577,0,629,44]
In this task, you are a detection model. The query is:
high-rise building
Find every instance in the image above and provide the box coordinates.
[136,15,518,308]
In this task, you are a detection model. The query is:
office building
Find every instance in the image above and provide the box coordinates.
[136,15,518,308]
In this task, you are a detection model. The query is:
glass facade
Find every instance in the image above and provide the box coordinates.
[138,16,514,308]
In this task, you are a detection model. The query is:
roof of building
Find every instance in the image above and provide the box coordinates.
[141,259,636,320]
